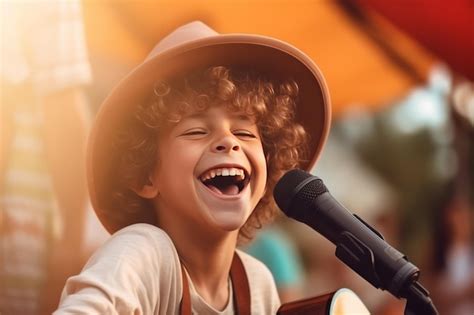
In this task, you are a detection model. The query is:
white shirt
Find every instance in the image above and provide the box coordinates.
[54,224,281,314]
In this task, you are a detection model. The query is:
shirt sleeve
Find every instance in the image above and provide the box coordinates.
[54,224,182,315]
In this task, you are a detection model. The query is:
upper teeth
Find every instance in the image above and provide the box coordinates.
[200,167,245,181]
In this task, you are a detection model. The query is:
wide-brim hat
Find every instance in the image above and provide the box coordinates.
[88,21,331,234]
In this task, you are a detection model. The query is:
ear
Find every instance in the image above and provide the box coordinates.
[131,176,159,199]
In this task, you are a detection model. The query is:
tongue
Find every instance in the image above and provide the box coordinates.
[208,184,240,196]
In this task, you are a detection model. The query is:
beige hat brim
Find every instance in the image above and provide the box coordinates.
[88,34,331,234]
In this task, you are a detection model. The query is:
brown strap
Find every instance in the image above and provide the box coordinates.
[180,263,192,315]
[180,253,250,315]
[230,253,251,315]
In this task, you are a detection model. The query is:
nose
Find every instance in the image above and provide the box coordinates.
[211,134,240,153]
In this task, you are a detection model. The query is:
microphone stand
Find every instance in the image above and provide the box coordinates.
[403,281,438,315]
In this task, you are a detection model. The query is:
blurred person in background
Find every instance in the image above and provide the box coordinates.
[426,81,474,315]
[428,191,473,315]
[0,1,92,314]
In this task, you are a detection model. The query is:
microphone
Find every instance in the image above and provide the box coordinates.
[274,169,438,315]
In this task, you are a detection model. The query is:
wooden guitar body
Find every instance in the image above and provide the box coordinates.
[277,288,370,315]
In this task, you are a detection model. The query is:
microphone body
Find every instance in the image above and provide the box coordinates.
[274,169,437,314]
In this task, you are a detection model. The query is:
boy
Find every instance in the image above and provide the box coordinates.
[55,21,330,314]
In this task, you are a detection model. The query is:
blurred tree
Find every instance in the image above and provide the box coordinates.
[333,69,458,262]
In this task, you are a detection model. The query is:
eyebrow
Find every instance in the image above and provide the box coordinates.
[183,112,207,119]
[184,112,252,122]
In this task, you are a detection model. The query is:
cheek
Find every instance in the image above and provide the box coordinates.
[165,142,199,166]
[154,155,199,209]
[154,143,195,186]
[251,144,268,189]
[258,150,267,178]
[258,143,268,171]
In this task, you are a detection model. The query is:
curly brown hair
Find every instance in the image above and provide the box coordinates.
[112,66,309,242]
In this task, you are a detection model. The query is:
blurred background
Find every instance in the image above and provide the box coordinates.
[1,0,473,314]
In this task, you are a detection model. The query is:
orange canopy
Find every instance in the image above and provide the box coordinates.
[83,0,436,117]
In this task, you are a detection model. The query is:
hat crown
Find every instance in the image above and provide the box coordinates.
[145,21,218,61]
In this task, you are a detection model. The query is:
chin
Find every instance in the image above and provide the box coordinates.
[209,209,251,232]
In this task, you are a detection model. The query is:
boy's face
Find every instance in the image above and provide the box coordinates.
[146,106,267,234]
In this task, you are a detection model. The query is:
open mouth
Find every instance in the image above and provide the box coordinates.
[199,167,250,196]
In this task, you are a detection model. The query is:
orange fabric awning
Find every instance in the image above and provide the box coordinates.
[83,0,437,117]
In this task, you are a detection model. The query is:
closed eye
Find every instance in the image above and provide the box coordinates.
[180,129,207,137]
[233,130,257,138]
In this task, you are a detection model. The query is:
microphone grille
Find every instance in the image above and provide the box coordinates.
[274,169,328,215]
[291,177,328,213]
